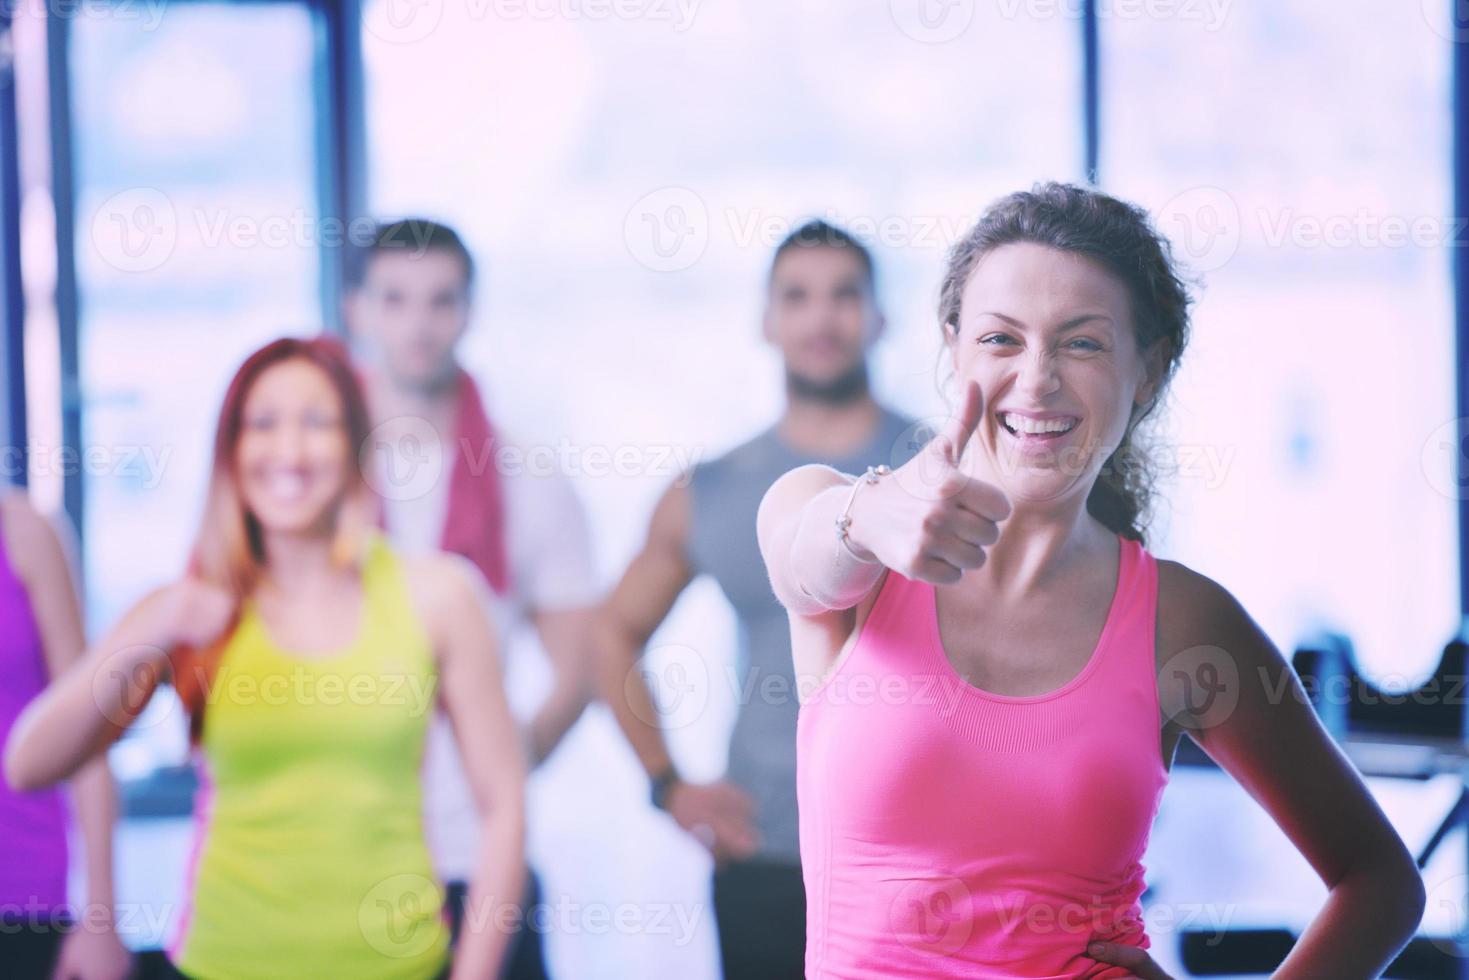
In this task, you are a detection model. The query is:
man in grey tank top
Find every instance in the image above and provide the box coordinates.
[597,220,923,977]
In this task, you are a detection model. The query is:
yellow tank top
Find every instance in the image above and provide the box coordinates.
[169,532,451,980]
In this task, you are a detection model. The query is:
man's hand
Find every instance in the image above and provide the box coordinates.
[666,779,761,867]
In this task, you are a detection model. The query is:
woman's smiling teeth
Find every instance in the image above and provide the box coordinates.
[998,412,1079,437]
[265,470,311,503]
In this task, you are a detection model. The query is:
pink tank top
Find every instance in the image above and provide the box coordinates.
[796,533,1169,979]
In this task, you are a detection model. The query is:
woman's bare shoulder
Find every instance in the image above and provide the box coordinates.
[0,492,71,587]
[1153,555,1274,708]
[397,550,495,647]
[1155,558,1252,641]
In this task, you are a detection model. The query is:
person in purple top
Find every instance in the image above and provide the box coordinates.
[0,490,132,980]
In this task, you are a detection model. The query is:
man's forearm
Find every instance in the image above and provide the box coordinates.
[596,620,675,779]
[525,683,588,768]
[525,608,598,767]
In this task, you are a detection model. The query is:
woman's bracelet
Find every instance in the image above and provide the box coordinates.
[834,464,890,564]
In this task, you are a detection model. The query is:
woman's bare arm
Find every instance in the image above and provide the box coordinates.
[6,587,172,793]
[411,554,527,980]
[756,380,1007,615]
[5,496,134,977]
[1161,562,1425,978]
[757,463,884,615]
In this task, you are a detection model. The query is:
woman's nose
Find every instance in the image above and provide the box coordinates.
[1014,350,1061,398]
[268,423,310,465]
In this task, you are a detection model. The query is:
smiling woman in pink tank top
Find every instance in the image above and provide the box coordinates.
[757,183,1425,979]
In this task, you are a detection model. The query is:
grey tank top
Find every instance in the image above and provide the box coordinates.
[686,404,924,863]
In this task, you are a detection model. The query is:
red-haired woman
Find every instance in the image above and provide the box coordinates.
[4,335,526,980]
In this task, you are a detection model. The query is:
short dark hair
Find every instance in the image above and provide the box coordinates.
[346,218,476,292]
[768,219,876,293]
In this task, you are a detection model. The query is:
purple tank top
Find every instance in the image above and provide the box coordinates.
[0,509,69,914]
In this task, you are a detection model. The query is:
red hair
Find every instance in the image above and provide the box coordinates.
[169,335,376,740]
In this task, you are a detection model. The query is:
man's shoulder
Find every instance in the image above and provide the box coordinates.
[688,423,781,482]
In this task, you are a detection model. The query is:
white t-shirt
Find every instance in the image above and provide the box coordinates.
[380,428,601,882]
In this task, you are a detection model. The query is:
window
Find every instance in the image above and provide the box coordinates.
[1101,1,1457,686]
[362,3,1083,975]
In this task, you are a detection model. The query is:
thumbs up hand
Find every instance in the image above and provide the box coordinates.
[844,380,1011,584]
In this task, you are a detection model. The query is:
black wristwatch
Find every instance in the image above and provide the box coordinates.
[650,765,682,811]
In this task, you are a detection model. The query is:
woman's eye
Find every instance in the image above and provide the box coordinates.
[1068,339,1102,351]
[979,334,1016,346]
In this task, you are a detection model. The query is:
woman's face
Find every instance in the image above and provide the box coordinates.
[235,359,352,536]
[947,241,1159,508]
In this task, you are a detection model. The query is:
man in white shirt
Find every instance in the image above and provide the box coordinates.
[344,219,602,979]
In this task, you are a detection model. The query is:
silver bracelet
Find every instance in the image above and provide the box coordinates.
[834,464,890,564]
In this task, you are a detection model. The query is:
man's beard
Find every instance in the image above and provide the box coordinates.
[786,360,870,405]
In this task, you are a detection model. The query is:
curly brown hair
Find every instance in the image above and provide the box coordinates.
[937,181,1195,545]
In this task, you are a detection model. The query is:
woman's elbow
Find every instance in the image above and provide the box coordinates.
[1390,864,1427,937]
[1348,849,1426,940]
[3,728,47,793]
